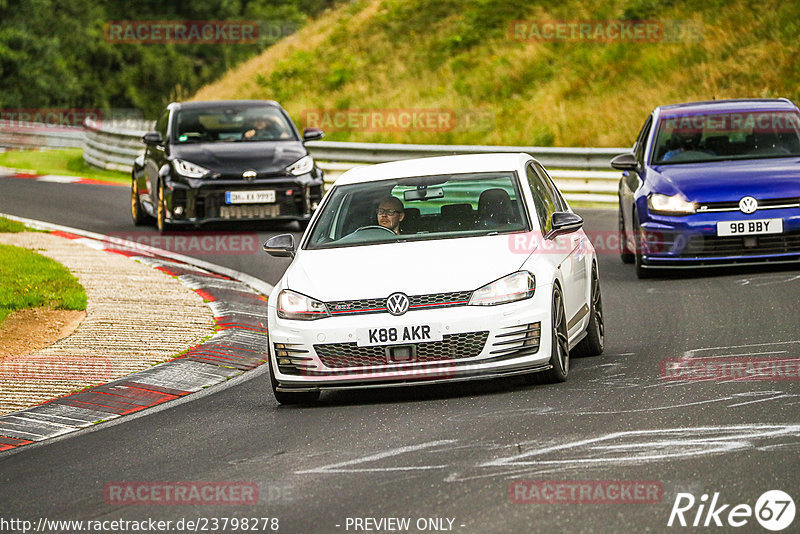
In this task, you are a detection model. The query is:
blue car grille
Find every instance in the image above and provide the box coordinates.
[683,231,800,257]
[697,196,800,213]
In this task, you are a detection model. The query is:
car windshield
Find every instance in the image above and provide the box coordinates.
[173,106,296,143]
[651,109,800,164]
[305,171,529,249]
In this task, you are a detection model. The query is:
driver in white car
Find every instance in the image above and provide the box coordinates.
[376,196,405,234]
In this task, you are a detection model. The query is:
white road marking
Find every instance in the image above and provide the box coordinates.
[295,440,457,474]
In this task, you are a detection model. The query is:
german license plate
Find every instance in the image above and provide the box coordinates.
[356,324,442,347]
[717,218,782,236]
[225,190,275,204]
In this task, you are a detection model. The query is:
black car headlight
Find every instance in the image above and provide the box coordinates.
[286,155,314,176]
[173,159,211,179]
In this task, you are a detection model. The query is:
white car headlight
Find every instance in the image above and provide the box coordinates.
[647,193,696,215]
[469,271,535,306]
[277,289,329,320]
[173,159,211,178]
[286,155,314,176]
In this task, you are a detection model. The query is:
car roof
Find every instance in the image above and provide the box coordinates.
[333,153,534,185]
[170,100,282,111]
[656,98,798,117]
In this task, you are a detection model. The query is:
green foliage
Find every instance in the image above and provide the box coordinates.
[0,244,87,326]
[0,0,337,118]
[0,217,28,233]
[0,148,129,183]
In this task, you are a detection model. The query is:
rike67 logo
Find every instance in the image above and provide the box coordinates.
[668,490,795,531]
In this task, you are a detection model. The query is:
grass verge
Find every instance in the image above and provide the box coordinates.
[0,217,30,233]
[0,148,129,184]
[0,244,88,326]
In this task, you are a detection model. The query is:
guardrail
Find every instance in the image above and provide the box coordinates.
[0,124,85,150]
[7,119,625,204]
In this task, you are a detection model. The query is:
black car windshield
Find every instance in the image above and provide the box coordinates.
[651,110,800,164]
[305,172,529,249]
[173,106,296,143]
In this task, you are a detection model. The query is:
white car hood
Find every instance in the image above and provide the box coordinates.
[285,235,530,301]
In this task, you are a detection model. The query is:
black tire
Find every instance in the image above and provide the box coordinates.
[572,264,604,357]
[130,176,150,226]
[156,181,171,233]
[268,343,320,405]
[619,201,634,264]
[527,285,569,384]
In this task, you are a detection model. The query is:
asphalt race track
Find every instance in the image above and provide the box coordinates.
[1,176,799,533]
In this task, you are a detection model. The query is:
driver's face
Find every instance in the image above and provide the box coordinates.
[377,203,404,233]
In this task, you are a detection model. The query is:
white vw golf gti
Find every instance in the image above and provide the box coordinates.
[264,153,604,403]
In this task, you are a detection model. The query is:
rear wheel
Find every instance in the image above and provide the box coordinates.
[527,285,569,384]
[573,265,604,357]
[131,176,150,226]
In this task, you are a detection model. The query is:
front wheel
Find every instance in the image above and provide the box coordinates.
[619,201,634,264]
[156,181,171,233]
[527,285,570,384]
[573,265,604,357]
[633,211,654,279]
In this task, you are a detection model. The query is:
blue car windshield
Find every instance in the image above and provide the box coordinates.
[173,107,296,143]
[651,110,800,164]
[304,172,529,249]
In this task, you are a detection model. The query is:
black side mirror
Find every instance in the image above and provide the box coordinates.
[263,234,296,258]
[610,152,638,171]
[302,128,324,141]
[545,212,583,240]
[142,131,164,146]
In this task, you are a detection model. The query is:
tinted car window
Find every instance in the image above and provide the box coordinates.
[305,172,528,249]
[173,106,296,143]
[634,115,652,165]
[651,110,800,164]
[155,110,169,138]
[533,161,568,212]
[526,164,555,233]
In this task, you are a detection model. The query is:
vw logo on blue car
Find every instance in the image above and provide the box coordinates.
[739,196,758,214]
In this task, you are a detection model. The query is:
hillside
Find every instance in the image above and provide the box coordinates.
[193,0,800,147]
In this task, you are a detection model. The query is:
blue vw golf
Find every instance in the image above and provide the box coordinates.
[613,98,800,278]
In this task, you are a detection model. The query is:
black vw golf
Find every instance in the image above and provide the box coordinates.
[131,100,324,231]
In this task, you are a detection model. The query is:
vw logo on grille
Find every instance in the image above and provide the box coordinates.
[739,196,758,214]
[386,292,410,316]
[242,170,257,180]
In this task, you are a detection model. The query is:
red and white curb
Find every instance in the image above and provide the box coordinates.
[0,215,273,454]
[0,170,126,187]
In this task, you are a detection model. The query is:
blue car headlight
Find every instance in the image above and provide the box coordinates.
[647,193,696,215]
